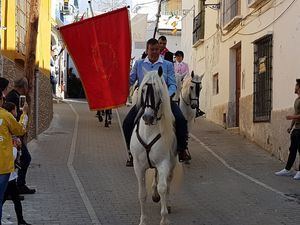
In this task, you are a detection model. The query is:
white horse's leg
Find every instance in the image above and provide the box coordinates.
[157,166,170,225]
[134,166,147,225]
[166,167,174,213]
[152,168,160,203]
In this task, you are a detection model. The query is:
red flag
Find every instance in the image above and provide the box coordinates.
[59,7,131,110]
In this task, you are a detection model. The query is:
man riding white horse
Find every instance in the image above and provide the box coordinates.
[123,38,191,167]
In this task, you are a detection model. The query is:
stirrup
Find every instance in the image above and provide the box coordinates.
[196,109,205,118]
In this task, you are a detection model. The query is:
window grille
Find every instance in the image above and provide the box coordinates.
[193,2,205,45]
[16,0,31,55]
[253,35,273,122]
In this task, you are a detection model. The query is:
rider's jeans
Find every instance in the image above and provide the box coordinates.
[122,105,138,150]
[122,103,188,152]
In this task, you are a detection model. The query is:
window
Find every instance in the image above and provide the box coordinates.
[16,0,30,55]
[222,0,241,28]
[193,1,205,45]
[213,73,219,95]
[253,35,273,122]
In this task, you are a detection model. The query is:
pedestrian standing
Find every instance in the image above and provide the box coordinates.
[0,78,9,101]
[2,102,30,225]
[5,78,35,194]
[0,91,26,223]
[275,79,300,179]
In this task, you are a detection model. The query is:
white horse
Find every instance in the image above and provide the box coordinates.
[180,71,204,131]
[130,67,177,225]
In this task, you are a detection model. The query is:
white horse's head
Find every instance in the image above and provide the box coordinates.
[137,66,173,128]
[181,71,204,109]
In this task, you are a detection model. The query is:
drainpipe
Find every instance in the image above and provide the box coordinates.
[153,0,163,38]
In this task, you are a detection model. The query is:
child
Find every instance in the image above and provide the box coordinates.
[2,102,31,225]
[174,51,189,80]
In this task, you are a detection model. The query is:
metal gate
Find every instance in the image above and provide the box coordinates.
[253,35,273,122]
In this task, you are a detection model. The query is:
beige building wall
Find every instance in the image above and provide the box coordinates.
[163,0,182,12]
[181,0,300,163]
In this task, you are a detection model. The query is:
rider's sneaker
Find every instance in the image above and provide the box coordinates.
[196,109,205,118]
[178,149,191,162]
[126,154,134,167]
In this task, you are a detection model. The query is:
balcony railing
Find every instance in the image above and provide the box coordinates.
[193,10,205,45]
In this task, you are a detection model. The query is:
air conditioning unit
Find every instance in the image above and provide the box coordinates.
[248,0,265,8]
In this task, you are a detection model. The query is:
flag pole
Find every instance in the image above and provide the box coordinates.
[153,0,163,38]
[88,0,94,17]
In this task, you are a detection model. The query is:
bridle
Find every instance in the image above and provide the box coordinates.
[140,83,162,121]
[136,82,163,169]
[181,80,201,107]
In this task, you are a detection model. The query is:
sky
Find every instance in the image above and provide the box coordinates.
[77,0,157,18]
[78,0,133,13]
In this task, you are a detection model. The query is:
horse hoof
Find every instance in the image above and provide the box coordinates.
[152,195,160,203]
[167,206,171,214]
[109,121,112,125]
[105,123,109,127]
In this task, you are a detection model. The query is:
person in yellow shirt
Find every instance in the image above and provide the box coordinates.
[0,91,27,223]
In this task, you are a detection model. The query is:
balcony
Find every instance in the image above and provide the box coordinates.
[222,0,242,30]
[193,11,205,47]
[248,0,265,8]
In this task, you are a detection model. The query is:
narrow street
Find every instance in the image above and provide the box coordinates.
[3,101,300,225]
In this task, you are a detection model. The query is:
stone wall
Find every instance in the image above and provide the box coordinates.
[207,94,297,167]
[2,57,24,87]
[1,56,53,140]
[37,73,53,134]
[239,95,295,165]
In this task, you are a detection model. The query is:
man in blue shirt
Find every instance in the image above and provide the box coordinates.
[123,38,191,167]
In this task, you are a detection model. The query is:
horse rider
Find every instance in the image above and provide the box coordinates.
[122,38,191,167]
[174,50,205,118]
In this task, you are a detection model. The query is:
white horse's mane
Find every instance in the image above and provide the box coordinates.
[137,70,175,141]
[181,76,193,99]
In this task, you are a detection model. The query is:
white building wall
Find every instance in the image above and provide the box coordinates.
[272,0,300,110]
[181,0,300,162]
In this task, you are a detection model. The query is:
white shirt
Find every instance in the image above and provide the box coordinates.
[9,147,18,181]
